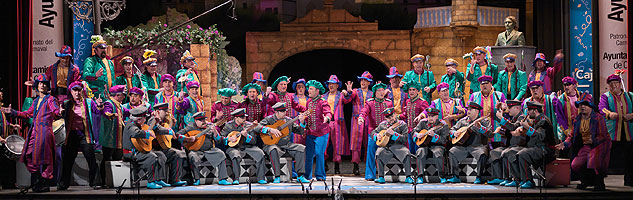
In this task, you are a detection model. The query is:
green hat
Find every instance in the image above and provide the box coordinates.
[305,80,326,95]
[371,83,388,97]
[218,88,237,97]
[271,76,289,91]
[241,83,262,96]
[402,81,421,91]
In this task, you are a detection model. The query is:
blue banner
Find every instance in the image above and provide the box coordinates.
[569,0,593,94]
[72,1,94,71]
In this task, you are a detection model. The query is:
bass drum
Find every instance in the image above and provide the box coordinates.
[52,119,66,146]
[2,135,25,161]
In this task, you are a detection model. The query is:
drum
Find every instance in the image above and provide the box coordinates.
[53,119,66,146]
[2,135,25,161]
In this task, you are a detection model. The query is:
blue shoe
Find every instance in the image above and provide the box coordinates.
[297,176,310,183]
[504,180,518,187]
[474,177,484,184]
[416,177,424,184]
[448,176,461,183]
[440,178,447,184]
[499,179,509,186]
[273,177,281,183]
[155,180,171,187]
[375,177,386,184]
[520,181,535,189]
[405,177,414,184]
[171,181,187,187]
[232,180,240,185]
[487,178,504,185]
[147,182,163,189]
[218,179,231,185]
[258,179,268,184]
[193,179,200,186]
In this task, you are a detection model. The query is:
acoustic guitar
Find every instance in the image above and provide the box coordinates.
[415,122,444,147]
[227,122,259,148]
[152,123,174,150]
[131,124,155,153]
[261,110,310,145]
[451,116,489,145]
[375,121,403,147]
[184,118,228,151]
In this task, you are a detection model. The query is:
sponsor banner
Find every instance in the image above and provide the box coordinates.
[570,0,593,94]
[32,0,64,96]
[599,0,628,94]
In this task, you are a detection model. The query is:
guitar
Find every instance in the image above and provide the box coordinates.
[415,122,444,147]
[227,122,259,148]
[153,123,174,150]
[451,116,489,145]
[184,118,229,151]
[375,121,403,147]
[131,124,155,153]
[261,110,310,145]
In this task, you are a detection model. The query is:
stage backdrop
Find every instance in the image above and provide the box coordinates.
[31,0,64,96]
[599,0,628,94]
[569,0,593,94]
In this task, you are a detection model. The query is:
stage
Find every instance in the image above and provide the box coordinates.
[1,175,632,199]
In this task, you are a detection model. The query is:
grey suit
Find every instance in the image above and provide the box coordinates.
[374,120,411,177]
[448,117,493,178]
[177,123,229,181]
[412,119,449,177]
[220,120,266,181]
[256,115,306,177]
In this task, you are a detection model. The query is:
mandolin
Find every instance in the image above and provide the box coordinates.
[451,116,489,145]
[415,122,444,147]
[153,123,174,150]
[227,122,259,148]
[184,118,228,151]
[261,110,310,145]
[375,121,403,147]
[131,124,155,153]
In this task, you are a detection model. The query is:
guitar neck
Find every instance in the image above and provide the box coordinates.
[278,110,310,130]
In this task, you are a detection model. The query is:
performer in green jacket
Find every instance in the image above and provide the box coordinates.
[494,53,527,100]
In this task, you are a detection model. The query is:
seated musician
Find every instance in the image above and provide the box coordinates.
[177,112,231,186]
[121,106,165,189]
[255,102,310,183]
[412,107,449,184]
[447,102,492,184]
[148,102,189,187]
[220,108,268,184]
[491,100,527,187]
[373,107,411,184]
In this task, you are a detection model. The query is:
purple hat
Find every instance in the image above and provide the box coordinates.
[55,45,72,58]
[110,85,126,95]
[477,75,493,84]
[437,82,449,91]
[386,66,403,79]
[325,75,342,89]
[562,76,577,85]
[251,72,267,83]
[528,80,544,88]
[129,87,144,96]
[68,81,83,90]
[161,74,175,83]
[532,53,550,66]
[33,74,49,87]
[357,71,373,82]
[292,78,307,92]
[607,74,622,83]
[186,81,200,89]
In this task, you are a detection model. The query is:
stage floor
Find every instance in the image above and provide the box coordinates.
[1,175,632,199]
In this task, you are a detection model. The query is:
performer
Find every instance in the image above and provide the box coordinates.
[511,101,556,188]
[210,88,239,132]
[177,81,204,126]
[267,76,306,115]
[221,108,268,184]
[427,82,465,127]
[386,67,406,114]
[399,81,429,153]
[154,74,180,131]
[140,50,162,99]
[555,77,592,141]
[440,58,465,100]
[527,51,563,94]
[447,102,492,184]
[401,54,436,102]
[39,45,81,104]
[82,35,116,98]
[323,75,349,174]
[149,103,188,187]
[251,72,271,101]
[522,81,561,141]
[359,83,393,181]
[494,53,527,101]
[114,56,142,103]
[0,90,21,190]
[256,102,310,183]
[240,83,271,122]
[466,47,498,94]
[99,85,129,187]
[468,75,507,145]
[177,112,231,186]
[487,100,524,185]
[344,71,374,175]
[122,87,152,122]
[412,107,448,183]
[290,79,308,145]
[303,80,332,181]
[58,82,103,190]
[373,107,411,184]
[556,100,611,191]
[176,50,200,95]
[598,73,633,187]
[1,74,63,192]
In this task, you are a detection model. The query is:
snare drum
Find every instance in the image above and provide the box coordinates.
[53,119,66,146]
[2,135,25,161]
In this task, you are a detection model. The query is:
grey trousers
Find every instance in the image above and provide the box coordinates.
[416,146,446,177]
[188,149,228,180]
[226,147,266,181]
[449,146,488,177]
[157,148,187,182]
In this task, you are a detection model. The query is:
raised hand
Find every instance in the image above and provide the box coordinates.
[96,68,104,78]
[424,87,431,93]
[358,117,364,125]
[1,104,12,114]
[345,81,353,92]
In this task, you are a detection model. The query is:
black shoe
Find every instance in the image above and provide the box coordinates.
[33,186,50,193]
[593,177,606,191]
[57,183,69,191]
[353,163,360,176]
[576,183,589,190]
[92,185,102,190]
[334,163,341,174]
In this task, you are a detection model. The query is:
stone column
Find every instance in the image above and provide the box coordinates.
[450,0,479,40]
[190,44,218,118]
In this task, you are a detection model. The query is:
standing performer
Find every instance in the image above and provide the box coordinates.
[412,107,448,183]
[359,83,393,181]
[0,91,22,190]
[176,50,200,95]
[555,77,592,141]
[401,54,437,103]
[267,76,306,115]
[598,73,633,187]
[324,75,349,174]
[488,100,524,185]
[527,52,563,95]
[303,80,332,181]
[290,79,308,145]
[251,72,270,101]
[256,102,310,183]
[177,112,231,186]
[154,74,180,131]
[466,47,499,94]
[427,82,465,127]
[115,56,142,103]
[122,106,166,189]
[99,85,129,187]
[494,53,527,101]
[386,67,406,114]
[556,100,611,191]
[177,81,204,126]
[221,108,268,184]
[399,81,429,153]
[1,74,63,192]
[440,58,465,100]
[140,50,162,100]
[42,45,81,104]
[149,103,188,187]
[240,83,271,122]
[82,35,115,98]
[122,87,152,122]
[374,107,411,184]
[58,82,102,190]
[468,75,507,145]
[522,81,561,141]
[447,102,492,184]
[344,71,374,175]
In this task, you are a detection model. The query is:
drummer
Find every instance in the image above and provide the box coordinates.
[0,90,22,190]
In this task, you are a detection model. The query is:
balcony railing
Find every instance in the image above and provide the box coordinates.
[477,6,519,26]
[414,6,519,28]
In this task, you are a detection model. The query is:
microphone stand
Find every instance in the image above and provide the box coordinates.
[410,154,418,200]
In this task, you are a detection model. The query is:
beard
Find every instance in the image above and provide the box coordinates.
[99,51,107,58]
